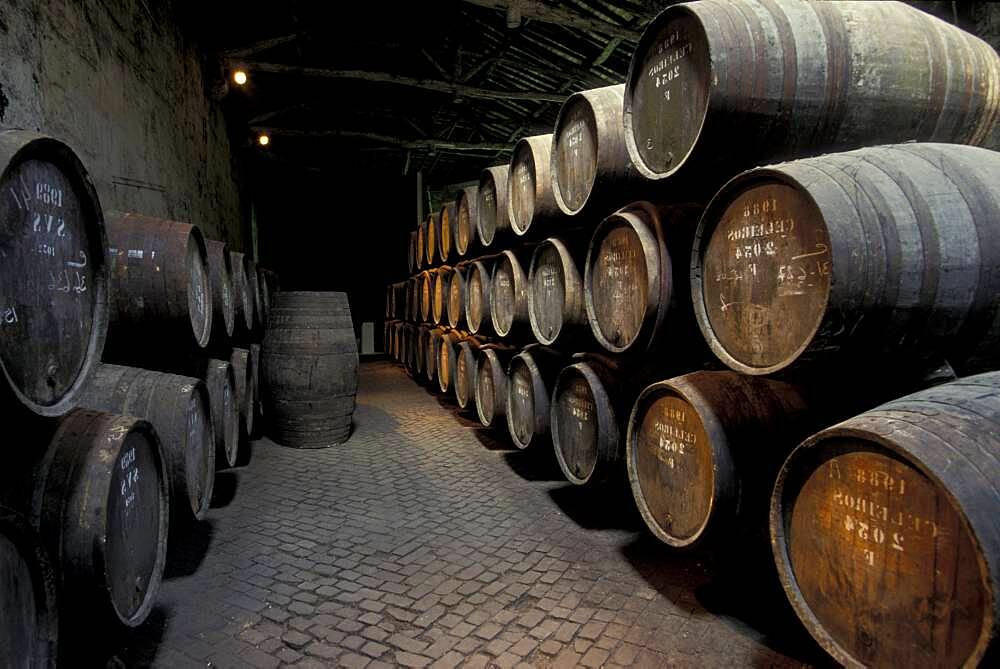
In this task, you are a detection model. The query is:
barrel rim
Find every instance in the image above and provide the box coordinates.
[475,348,503,427]
[505,351,546,450]
[447,265,466,329]
[690,167,831,375]
[623,3,711,181]
[455,186,478,256]
[207,240,236,338]
[551,361,617,486]
[507,135,551,237]
[477,164,508,247]
[551,89,600,217]
[770,424,995,668]
[464,260,491,334]
[0,131,110,417]
[490,250,526,337]
[438,201,456,263]
[528,238,573,346]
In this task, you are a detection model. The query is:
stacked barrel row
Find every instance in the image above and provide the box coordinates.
[0,130,278,664]
[388,1,1000,666]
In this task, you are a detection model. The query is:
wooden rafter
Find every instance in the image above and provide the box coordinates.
[457,0,641,39]
[254,127,513,152]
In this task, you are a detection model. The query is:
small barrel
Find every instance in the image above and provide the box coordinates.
[624,0,1000,190]
[262,292,358,447]
[34,410,169,628]
[506,345,565,451]
[475,346,516,428]
[626,371,811,548]
[230,347,255,442]
[455,337,484,411]
[438,201,457,263]
[432,266,452,325]
[79,364,215,521]
[204,240,236,347]
[105,212,212,354]
[426,209,438,267]
[416,217,427,270]
[408,230,417,273]
[437,330,467,394]
[229,251,255,343]
[528,237,587,346]
[447,264,467,329]
[465,258,496,336]
[0,131,110,418]
[508,134,560,237]
[490,250,530,338]
[585,202,699,355]
[455,186,479,257]
[0,508,58,666]
[771,372,1000,668]
[692,143,1000,377]
[419,271,432,323]
[477,165,510,248]
[552,84,637,218]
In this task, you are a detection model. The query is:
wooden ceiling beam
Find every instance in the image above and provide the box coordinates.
[458,0,641,39]
[254,127,513,152]
[223,33,302,59]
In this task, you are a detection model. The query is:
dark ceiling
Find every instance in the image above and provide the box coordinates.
[182,0,675,188]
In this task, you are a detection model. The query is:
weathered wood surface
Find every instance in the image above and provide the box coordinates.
[508,134,560,237]
[477,165,510,248]
[505,345,565,450]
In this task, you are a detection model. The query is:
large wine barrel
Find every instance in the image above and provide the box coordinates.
[626,371,812,548]
[414,325,431,379]
[0,508,58,667]
[475,346,516,428]
[205,240,236,348]
[624,0,1000,192]
[416,217,427,270]
[477,165,510,248]
[447,264,467,329]
[419,271,432,323]
[105,212,212,355]
[202,359,239,469]
[552,84,637,218]
[425,209,438,267]
[465,258,496,336]
[34,410,168,628]
[229,251,255,344]
[408,230,418,273]
[506,345,565,451]
[262,292,358,448]
[771,372,1000,668]
[692,143,1000,377]
[490,250,530,338]
[79,364,215,521]
[585,202,700,355]
[437,330,467,394]
[508,134,560,237]
[230,347,256,442]
[528,237,587,346]
[455,186,478,257]
[431,266,452,325]
[454,337,484,411]
[0,130,110,418]
[438,201,457,263]
[425,326,450,385]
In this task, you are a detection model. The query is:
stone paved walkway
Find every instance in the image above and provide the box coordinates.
[107,360,824,668]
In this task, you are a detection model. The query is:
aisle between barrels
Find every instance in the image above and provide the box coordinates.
[105,361,824,668]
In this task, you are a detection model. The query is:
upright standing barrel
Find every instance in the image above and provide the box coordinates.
[33,410,168,628]
[475,346,516,428]
[438,201,457,263]
[478,165,510,248]
[455,186,479,257]
[771,372,1000,668]
[0,508,58,667]
[624,0,1000,193]
[465,258,496,337]
[528,237,587,346]
[490,250,530,338]
[229,251,255,344]
[104,212,212,356]
[692,143,1000,377]
[552,84,637,219]
[205,240,236,348]
[508,134,560,237]
[506,345,565,451]
[0,131,109,417]
[79,364,215,522]
[262,292,359,448]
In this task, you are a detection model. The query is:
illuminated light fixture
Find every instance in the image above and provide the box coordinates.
[233,70,248,86]
[258,134,270,147]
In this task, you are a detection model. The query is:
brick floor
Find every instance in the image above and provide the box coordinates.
[101,360,825,667]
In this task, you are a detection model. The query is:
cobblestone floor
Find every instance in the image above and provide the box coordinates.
[107,360,825,668]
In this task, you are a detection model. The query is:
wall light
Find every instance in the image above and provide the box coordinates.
[258,134,270,147]
[233,70,248,86]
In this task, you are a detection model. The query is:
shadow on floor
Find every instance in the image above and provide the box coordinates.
[472,426,516,451]
[62,605,169,668]
[501,446,564,482]
[547,478,645,531]
[234,431,254,467]
[165,518,215,579]
[210,471,239,508]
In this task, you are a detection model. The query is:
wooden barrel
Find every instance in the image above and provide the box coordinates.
[262,292,358,448]
[771,372,1000,668]
[447,264,467,329]
[249,343,263,433]
[624,0,1000,191]
[508,134,560,237]
[465,258,496,336]
[408,230,418,273]
[416,217,427,270]
[0,508,58,666]
[246,259,264,335]
[419,271,432,323]
[626,371,812,548]
[455,337,484,411]
[229,251,255,343]
[0,130,110,418]
[230,347,255,441]
[203,359,239,469]
[455,186,478,257]
[475,346,515,428]
[425,209,438,267]
[425,326,449,385]
[506,345,565,450]
[585,202,700,354]
[257,265,272,327]
[477,165,510,248]
[438,201,457,263]
[692,143,1000,377]
[528,237,587,346]
[34,410,168,627]
[552,84,637,218]
[105,212,212,354]
[432,266,452,325]
[205,240,236,347]
[405,324,422,378]
[437,330,467,394]
[79,364,215,521]
[490,250,530,338]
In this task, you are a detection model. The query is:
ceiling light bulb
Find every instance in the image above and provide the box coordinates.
[233,70,248,86]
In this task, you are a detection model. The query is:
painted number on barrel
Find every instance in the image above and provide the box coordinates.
[120,446,140,512]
